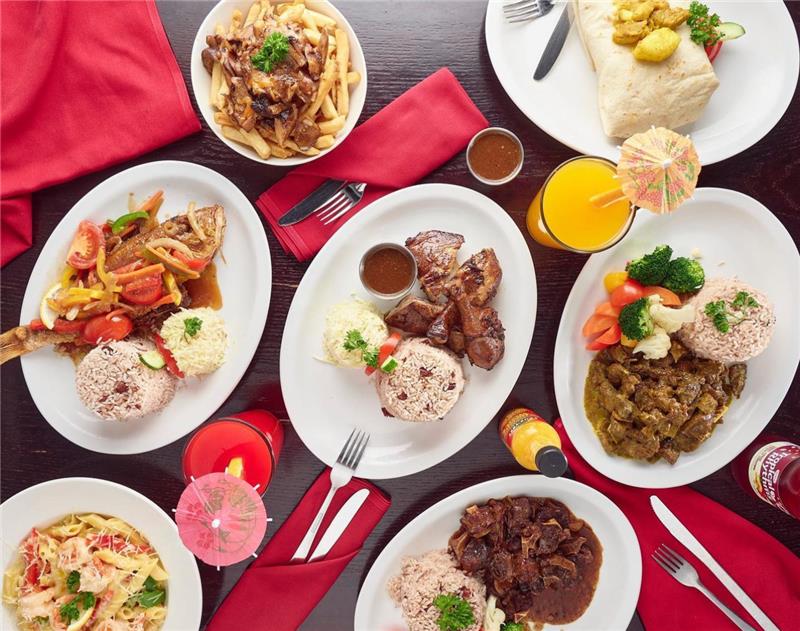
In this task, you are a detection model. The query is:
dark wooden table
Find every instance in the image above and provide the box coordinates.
[2,1,798,629]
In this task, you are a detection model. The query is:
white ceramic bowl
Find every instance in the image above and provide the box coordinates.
[0,478,202,630]
[191,0,368,166]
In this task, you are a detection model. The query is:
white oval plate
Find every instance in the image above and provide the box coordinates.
[1,478,202,631]
[555,188,800,488]
[191,0,368,166]
[19,161,271,454]
[281,184,536,479]
[355,475,641,630]
[485,0,799,165]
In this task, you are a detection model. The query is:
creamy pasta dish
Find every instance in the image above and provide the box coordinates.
[3,514,167,631]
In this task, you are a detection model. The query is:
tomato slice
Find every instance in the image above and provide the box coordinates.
[582,314,618,338]
[586,323,621,351]
[121,274,163,305]
[610,280,644,308]
[595,301,621,318]
[642,286,682,307]
[82,314,133,345]
[705,41,723,62]
[67,220,105,270]
[365,332,402,376]
[53,319,87,335]
[154,334,184,378]
[172,250,209,272]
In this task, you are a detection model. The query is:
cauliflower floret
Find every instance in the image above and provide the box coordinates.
[648,295,696,334]
[483,595,506,631]
[633,326,671,359]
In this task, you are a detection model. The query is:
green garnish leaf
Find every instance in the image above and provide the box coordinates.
[126,576,165,609]
[342,329,380,368]
[251,31,290,73]
[58,591,95,623]
[705,291,760,333]
[433,593,475,631]
[500,623,525,631]
[184,316,203,340]
[688,1,722,46]
[732,291,759,310]
[704,300,730,333]
[66,570,80,593]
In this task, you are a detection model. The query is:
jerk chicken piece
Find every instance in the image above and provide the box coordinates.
[456,299,505,370]
[384,296,444,335]
[405,230,464,302]
[447,248,503,306]
[428,302,459,345]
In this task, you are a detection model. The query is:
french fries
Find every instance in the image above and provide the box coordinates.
[206,1,360,161]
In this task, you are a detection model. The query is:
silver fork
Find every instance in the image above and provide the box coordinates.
[291,428,370,561]
[652,544,756,631]
[316,182,367,225]
[503,0,554,23]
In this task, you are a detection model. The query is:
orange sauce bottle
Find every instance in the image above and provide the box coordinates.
[499,408,567,477]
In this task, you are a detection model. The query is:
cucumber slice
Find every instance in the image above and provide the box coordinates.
[718,22,745,41]
[380,355,398,373]
[139,350,166,370]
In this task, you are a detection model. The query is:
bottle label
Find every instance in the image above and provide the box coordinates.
[748,441,800,515]
[499,408,546,449]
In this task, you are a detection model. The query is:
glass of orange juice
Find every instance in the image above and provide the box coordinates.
[527,156,635,253]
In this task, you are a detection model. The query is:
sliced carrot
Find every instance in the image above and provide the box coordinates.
[596,322,621,345]
[115,263,166,285]
[582,314,618,338]
[595,301,621,318]
[149,294,178,308]
[642,286,682,306]
[110,260,145,274]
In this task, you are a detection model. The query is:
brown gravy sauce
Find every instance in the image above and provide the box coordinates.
[185,261,223,310]
[468,132,522,181]
[362,247,414,295]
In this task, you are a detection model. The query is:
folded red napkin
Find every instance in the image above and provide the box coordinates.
[257,67,488,261]
[207,470,391,631]
[0,0,200,267]
[554,419,800,631]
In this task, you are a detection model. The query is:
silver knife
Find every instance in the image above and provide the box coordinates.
[534,4,571,80]
[307,488,369,562]
[650,496,779,631]
[277,179,346,226]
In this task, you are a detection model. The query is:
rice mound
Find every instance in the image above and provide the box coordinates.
[387,549,485,631]
[76,338,177,421]
[376,338,465,422]
[679,277,775,363]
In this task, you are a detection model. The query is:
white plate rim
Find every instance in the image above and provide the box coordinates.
[18,160,271,454]
[0,477,202,631]
[484,0,800,165]
[280,183,537,479]
[190,0,368,166]
[354,474,642,631]
[554,187,800,488]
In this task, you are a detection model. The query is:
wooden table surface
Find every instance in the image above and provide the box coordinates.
[2,1,798,629]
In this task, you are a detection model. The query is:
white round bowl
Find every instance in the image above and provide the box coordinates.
[190,0,368,166]
[0,478,202,630]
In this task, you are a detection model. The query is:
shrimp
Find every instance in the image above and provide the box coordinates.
[57,537,92,572]
[18,587,55,621]
[48,595,74,631]
[79,558,115,593]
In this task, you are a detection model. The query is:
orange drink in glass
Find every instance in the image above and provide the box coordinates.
[527,156,634,253]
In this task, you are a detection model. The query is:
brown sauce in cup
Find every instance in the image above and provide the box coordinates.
[468,131,522,181]
[362,247,414,295]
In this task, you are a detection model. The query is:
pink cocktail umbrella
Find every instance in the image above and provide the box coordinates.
[174,472,268,569]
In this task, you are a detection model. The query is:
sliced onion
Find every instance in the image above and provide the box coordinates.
[147,238,195,257]
[186,202,207,242]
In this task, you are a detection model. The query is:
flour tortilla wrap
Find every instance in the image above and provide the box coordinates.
[574,0,719,138]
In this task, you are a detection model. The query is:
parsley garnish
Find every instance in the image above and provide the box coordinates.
[126,576,166,609]
[687,1,722,46]
[501,623,525,631]
[433,593,475,631]
[251,32,290,73]
[66,570,80,593]
[59,592,95,624]
[342,329,380,369]
[704,291,760,333]
[184,316,203,338]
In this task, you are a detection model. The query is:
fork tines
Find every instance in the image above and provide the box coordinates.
[503,0,551,23]
[337,428,370,470]
[317,190,353,223]
[652,543,686,573]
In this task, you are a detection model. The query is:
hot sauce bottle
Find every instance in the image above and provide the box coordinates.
[731,433,800,520]
[499,408,567,477]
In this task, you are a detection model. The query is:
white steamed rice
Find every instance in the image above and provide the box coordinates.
[322,298,388,368]
[160,307,228,376]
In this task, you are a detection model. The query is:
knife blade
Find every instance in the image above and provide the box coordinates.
[307,488,369,562]
[650,496,778,631]
[277,179,346,226]
[533,4,571,81]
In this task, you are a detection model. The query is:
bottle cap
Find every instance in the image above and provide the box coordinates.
[535,446,568,478]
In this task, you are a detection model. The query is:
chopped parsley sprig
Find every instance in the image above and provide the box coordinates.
[126,576,166,609]
[688,1,722,46]
[184,316,203,340]
[343,329,379,369]
[59,591,95,624]
[704,291,761,333]
[251,32,290,73]
[433,593,475,631]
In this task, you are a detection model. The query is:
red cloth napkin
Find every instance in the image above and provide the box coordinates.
[207,470,391,631]
[0,0,200,267]
[554,419,800,631]
[257,68,488,261]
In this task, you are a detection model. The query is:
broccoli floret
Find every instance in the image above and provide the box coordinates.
[626,245,673,285]
[618,298,655,340]
[663,257,705,293]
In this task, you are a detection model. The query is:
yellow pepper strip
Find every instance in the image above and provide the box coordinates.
[60,265,77,289]
[66,287,108,300]
[163,270,182,305]
[95,248,122,293]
